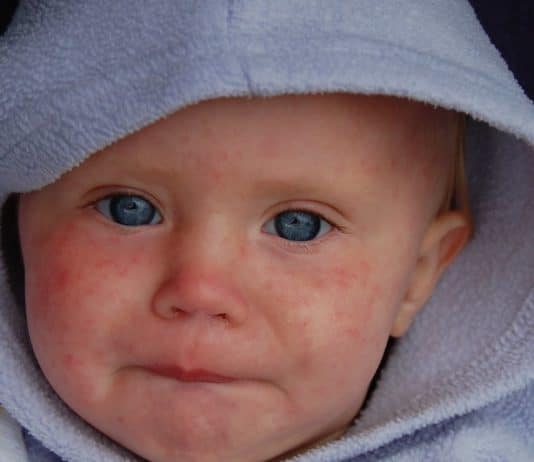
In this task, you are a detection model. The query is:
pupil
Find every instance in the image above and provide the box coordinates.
[110,195,155,226]
[274,211,321,241]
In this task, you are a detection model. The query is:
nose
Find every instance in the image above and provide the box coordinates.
[151,267,249,326]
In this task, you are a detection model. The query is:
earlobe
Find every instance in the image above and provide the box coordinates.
[390,211,472,338]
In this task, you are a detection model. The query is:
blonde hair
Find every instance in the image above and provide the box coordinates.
[439,115,474,234]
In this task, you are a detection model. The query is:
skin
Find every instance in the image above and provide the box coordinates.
[18,94,470,462]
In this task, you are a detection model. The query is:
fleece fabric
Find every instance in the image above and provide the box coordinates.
[0,1,533,461]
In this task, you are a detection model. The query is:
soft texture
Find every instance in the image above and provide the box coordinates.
[0,1,533,461]
[0,406,28,461]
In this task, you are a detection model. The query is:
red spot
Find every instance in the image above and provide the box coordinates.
[93,259,110,271]
[54,268,71,287]
[344,327,360,339]
[308,276,325,290]
[116,264,129,277]
[358,260,371,288]
[333,267,357,290]
[63,353,81,369]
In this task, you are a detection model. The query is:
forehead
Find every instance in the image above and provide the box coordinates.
[67,94,452,188]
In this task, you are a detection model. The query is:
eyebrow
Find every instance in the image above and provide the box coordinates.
[253,177,325,195]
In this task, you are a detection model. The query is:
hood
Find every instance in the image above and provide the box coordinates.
[0,1,533,461]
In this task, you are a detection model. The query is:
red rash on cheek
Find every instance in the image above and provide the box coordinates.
[297,259,370,293]
[330,259,371,293]
[239,243,247,259]
[62,352,84,370]
[344,327,361,340]
[332,267,358,291]
[27,221,145,318]
[24,219,157,390]
[267,257,378,348]
[331,261,378,340]
[51,267,74,291]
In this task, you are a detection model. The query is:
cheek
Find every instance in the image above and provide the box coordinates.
[29,228,115,317]
[259,255,386,360]
[255,255,397,420]
[22,222,151,378]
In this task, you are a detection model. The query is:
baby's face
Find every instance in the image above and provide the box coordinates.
[19,94,455,461]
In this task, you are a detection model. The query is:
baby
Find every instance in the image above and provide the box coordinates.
[15,93,471,461]
[2,2,533,461]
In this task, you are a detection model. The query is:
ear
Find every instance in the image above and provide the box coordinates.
[390,211,472,337]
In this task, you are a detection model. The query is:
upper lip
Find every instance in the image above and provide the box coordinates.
[145,364,236,383]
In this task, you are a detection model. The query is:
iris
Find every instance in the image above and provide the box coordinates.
[274,211,321,241]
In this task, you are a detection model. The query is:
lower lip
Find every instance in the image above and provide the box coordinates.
[146,366,235,384]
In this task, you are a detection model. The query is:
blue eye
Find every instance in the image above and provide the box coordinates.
[264,210,331,242]
[95,194,162,226]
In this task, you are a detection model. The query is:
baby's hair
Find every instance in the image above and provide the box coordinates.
[439,115,473,230]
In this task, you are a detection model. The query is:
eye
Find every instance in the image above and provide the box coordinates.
[263,210,332,242]
[95,194,162,226]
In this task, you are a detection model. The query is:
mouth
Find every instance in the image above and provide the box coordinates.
[145,365,236,384]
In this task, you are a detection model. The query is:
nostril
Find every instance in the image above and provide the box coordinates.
[167,306,229,322]
[170,306,186,317]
